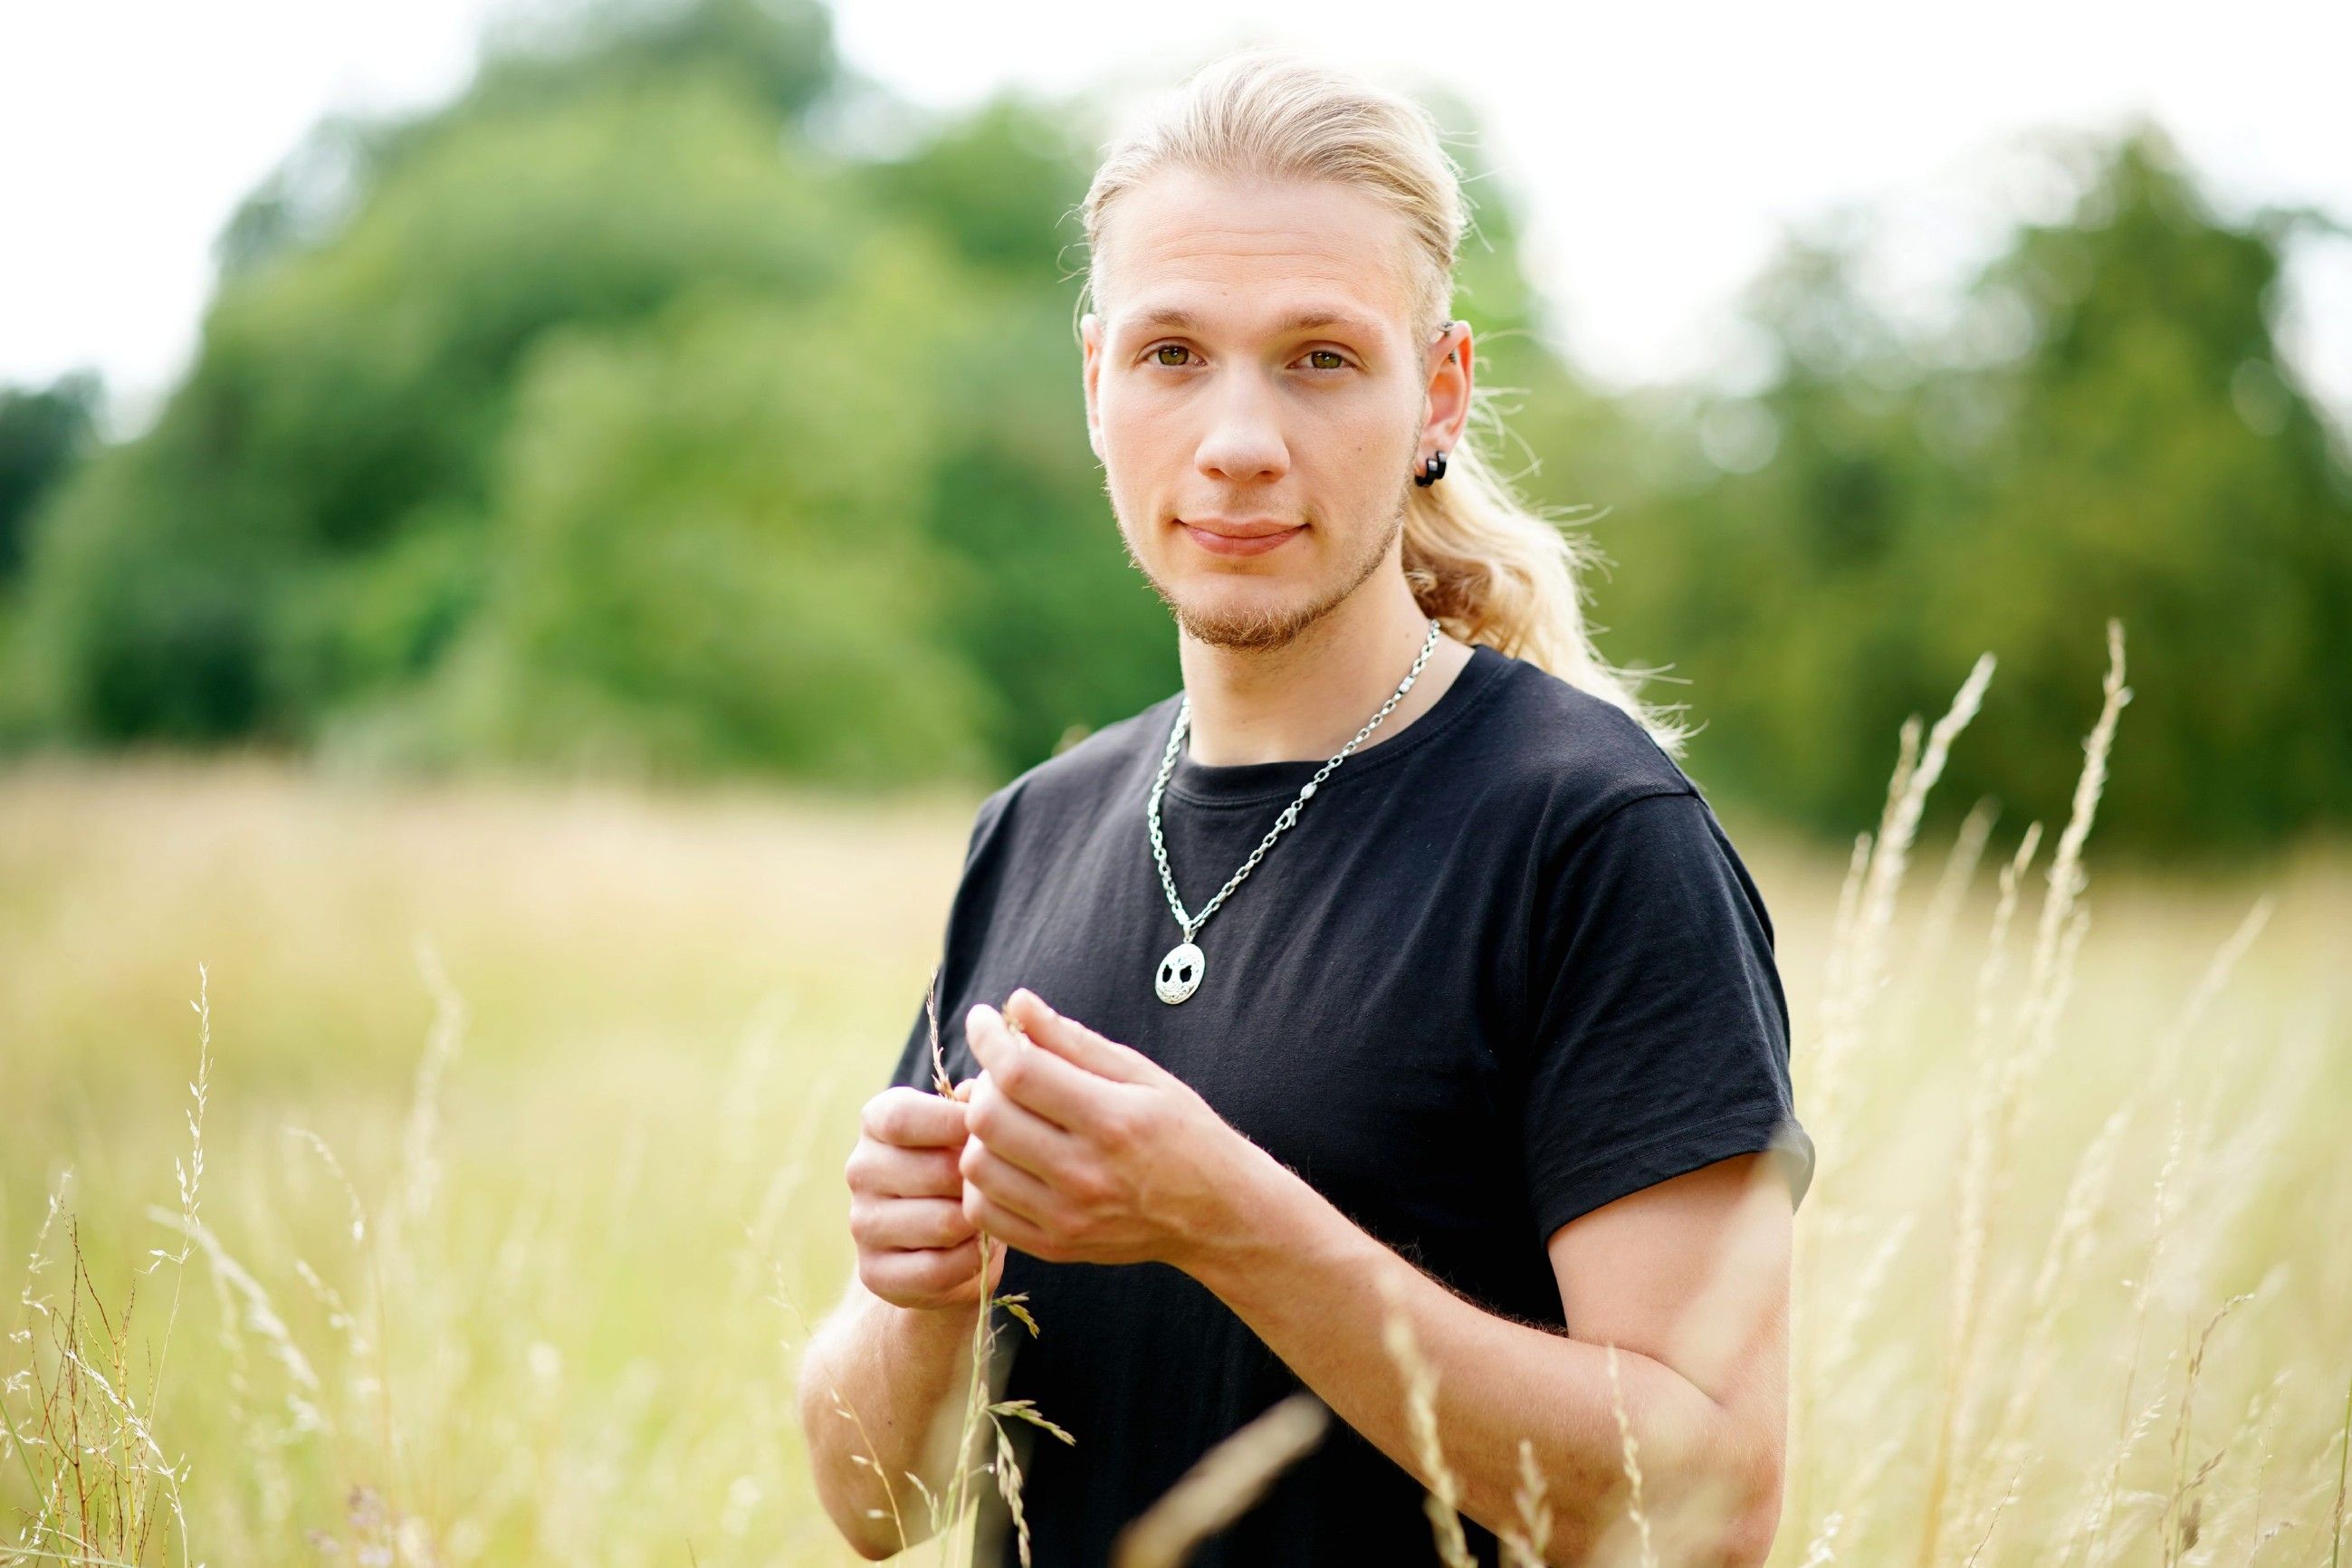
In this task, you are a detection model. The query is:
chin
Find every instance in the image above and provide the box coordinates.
[1168,580,1341,653]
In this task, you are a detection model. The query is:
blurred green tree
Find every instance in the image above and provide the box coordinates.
[0,372,100,584]
[9,5,2346,854]
[1583,123,2352,858]
[387,262,1002,785]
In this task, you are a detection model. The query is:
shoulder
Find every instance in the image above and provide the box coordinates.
[1470,653,1775,946]
[1466,651,1707,848]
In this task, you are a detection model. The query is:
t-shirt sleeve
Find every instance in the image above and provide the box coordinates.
[883,784,1018,1094]
[1515,788,1815,1243]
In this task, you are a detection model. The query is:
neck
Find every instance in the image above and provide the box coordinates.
[1177,572,1475,766]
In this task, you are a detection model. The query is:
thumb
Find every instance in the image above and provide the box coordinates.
[1003,988,1160,1085]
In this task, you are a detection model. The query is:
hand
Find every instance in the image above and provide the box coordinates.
[959,987,1257,1272]
[845,1081,1007,1312]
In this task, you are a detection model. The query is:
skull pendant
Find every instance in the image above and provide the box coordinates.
[1155,940,1205,1004]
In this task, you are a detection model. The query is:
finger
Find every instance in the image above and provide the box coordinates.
[961,1137,1062,1230]
[964,1186,1060,1262]
[863,1238,982,1299]
[862,1085,970,1150]
[966,1068,1090,1184]
[852,1195,976,1251]
[966,1002,1117,1130]
[847,1142,964,1200]
[1004,989,1160,1085]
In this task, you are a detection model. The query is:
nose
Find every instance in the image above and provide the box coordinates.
[1192,367,1290,484]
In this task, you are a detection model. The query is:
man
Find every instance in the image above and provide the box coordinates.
[798,49,1813,1567]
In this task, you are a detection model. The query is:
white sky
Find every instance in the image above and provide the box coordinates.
[5,0,2348,436]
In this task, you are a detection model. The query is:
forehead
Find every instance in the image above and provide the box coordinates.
[1096,167,1419,340]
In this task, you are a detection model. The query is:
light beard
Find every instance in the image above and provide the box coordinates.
[1118,487,1411,654]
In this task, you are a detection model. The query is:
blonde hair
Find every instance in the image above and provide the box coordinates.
[1076,45,1691,757]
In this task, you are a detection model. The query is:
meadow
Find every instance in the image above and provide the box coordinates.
[4,631,2349,1565]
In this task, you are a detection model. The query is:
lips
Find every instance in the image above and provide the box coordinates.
[1178,519,1306,558]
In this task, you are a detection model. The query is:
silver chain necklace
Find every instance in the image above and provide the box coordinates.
[1145,617,1442,1004]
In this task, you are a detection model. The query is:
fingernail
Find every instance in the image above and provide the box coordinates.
[1012,987,1053,1016]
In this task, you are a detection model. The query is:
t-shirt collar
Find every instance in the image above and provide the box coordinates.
[1162,642,1503,808]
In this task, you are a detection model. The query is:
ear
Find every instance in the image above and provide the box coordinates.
[1419,318,1472,464]
[1080,311,1105,463]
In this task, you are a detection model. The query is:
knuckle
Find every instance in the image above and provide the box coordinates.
[1095,1104,1138,1153]
[864,1092,908,1144]
[966,1092,1000,1141]
[994,1050,1029,1096]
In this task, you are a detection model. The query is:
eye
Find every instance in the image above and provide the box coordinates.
[1140,343,1353,371]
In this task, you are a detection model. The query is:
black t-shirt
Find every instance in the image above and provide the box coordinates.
[882,639,1814,1566]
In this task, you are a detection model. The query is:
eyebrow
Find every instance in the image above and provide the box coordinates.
[1117,304,1387,343]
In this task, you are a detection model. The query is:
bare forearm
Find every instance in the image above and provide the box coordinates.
[798,1281,984,1559]
[1184,1150,1767,1564]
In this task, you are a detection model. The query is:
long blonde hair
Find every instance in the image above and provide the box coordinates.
[1075,45,1691,758]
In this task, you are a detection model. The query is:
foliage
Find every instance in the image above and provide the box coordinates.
[4,5,2347,852]
[1582,124,2352,858]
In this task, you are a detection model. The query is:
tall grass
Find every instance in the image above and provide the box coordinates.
[4,619,2349,1563]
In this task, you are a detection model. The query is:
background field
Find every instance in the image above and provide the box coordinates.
[5,705,2348,1563]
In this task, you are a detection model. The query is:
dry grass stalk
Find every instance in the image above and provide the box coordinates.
[2,968,215,1568]
[2327,1368,2350,1568]
[1374,1269,1478,1568]
[2157,1290,2258,1566]
[1814,651,1994,1151]
[2003,621,2131,1110]
[921,967,1071,1568]
[393,937,465,1242]
[1498,1435,1555,1568]
[1792,1505,1844,1566]
[1817,1212,1917,1394]
[1786,653,1997,1552]
[1907,822,2039,1563]
[1857,656,1995,1016]
[1109,1391,1329,1568]
[769,1257,908,1558]
[1964,1463,2026,1567]
[1918,628,2130,1563]
[1602,1342,1657,1568]
[1794,651,1998,1537]
[1894,795,1999,1032]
